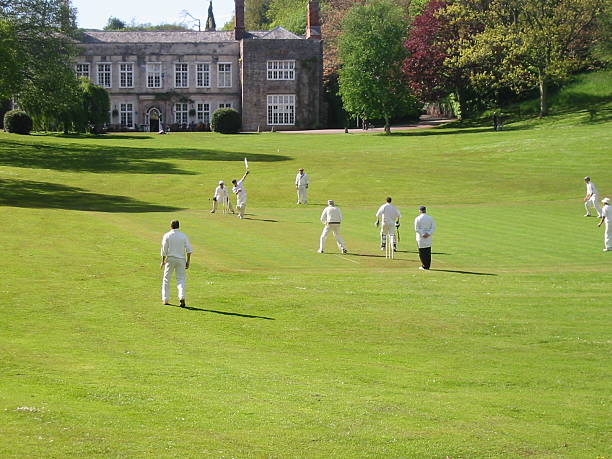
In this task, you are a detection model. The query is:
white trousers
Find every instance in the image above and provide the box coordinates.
[380,222,396,247]
[236,201,246,218]
[585,196,601,216]
[162,256,186,302]
[212,196,234,213]
[605,221,611,250]
[320,223,345,252]
[297,186,308,204]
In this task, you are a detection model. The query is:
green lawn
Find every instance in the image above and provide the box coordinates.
[1,108,611,457]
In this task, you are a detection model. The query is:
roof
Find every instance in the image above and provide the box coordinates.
[79,27,305,44]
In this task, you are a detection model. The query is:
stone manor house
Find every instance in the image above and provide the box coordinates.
[75,0,324,131]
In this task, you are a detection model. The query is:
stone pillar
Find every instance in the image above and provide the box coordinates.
[235,0,245,40]
[306,1,321,40]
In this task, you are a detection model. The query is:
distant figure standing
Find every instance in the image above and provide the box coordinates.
[232,170,249,219]
[295,168,310,204]
[375,197,401,251]
[210,180,234,214]
[414,206,436,270]
[583,176,601,217]
[160,220,193,307]
[598,197,611,252]
[492,111,500,131]
[318,200,348,254]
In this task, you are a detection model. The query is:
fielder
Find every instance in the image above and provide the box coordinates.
[414,205,436,270]
[160,220,193,307]
[210,180,234,214]
[375,197,401,252]
[232,170,249,219]
[584,176,602,217]
[295,168,310,204]
[598,197,611,252]
[318,200,348,254]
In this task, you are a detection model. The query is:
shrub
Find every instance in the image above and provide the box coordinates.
[211,108,241,134]
[4,110,33,134]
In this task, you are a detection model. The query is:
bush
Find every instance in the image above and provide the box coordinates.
[4,110,33,134]
[211,108,241,134]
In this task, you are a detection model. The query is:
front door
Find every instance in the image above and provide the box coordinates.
[149,110,160,132]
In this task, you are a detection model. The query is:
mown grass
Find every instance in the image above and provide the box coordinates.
[0,106,611,457]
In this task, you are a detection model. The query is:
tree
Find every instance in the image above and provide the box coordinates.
[104,16,126,30]
[0,0,81,129]
[337,0,415,133]
[448,0,607,116]
[245,0,272,29]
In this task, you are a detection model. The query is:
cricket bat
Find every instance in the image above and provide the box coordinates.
[244,157,249,169]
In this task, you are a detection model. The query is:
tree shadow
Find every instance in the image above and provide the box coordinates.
[430,269,497,276]
[166,303,275,320]
[0,178,182,213]
[42,133,155,140]
[0,139,291,174]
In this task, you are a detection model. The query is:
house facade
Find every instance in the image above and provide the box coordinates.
[75,0,324,131]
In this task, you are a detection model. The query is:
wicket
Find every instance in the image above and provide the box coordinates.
[385,233,394,260]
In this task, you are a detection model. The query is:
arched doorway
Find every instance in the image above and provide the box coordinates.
[147,107,162,132]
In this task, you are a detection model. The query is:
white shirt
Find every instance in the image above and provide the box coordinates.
[587,182,598,196]
[320,205,343,224]
[414,213,436,248]
[295,172,309,187]
[214,185,228,200]
[602,204,611,223]
[233,179,246,201]
[161,229,192,259]
[376,203,401,223]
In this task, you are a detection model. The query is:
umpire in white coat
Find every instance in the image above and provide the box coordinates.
[598,197,611,252]
[414,206,436,270]
[295,168,310,204]
[375,197,401,251]
[160,220,192,307]
[318,200,348,253]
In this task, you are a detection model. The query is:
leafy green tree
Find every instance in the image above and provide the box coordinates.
[447,0,607,116]
[245,0,273,29]
[338,0,415,133]
[268,0,307,34]
[104,16,126,30]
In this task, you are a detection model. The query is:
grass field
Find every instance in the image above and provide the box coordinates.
[1,91,611,457]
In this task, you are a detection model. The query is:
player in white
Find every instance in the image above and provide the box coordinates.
[295,168,310,204]
[414,205,436,270]
[160,220,193,308]
[318,200,348,254]
[375,197,401,252]
[598,197,611,252]
[232,170,250,219]
[210,180,234,214]
[584,176,601,217]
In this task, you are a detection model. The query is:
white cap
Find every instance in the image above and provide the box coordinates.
[219,180,224,185]
[602,197,610,204]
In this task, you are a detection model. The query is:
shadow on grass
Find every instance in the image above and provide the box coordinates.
[0,178,181,212]
[0,139,291,174]
[167,303,275,320]
[43,133,155,140]
[430,269,497,276]
[243,217,279,222]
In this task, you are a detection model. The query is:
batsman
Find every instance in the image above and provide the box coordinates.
[231,158,250,219]
[375,197,401,252]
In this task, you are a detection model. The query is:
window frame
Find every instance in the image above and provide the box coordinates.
[174,102,189,125]
[267,94,295,126]
[119,62,134,88]
[76,63,90,79]
[120,103,134,128]
[146,62,163,89]
[217,62,232,88]
[267,60,295,80]
[174,63,189,88]
[96,62,112,88]
[196,103,210,124]
[195,62,211,88]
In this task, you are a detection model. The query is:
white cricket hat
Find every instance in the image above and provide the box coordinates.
[602,197,610,204]
[219,180,224,185]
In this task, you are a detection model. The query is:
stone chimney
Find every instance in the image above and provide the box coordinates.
[306,1,321,40]
[234,0,245,40]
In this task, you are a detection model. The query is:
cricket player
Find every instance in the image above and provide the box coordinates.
[232,170,249,219]
[598,197,611,252]
[210,180,234,214]
[318,200,348,254]
[375,197,401,251]
[584,176,602,217]
[295,168,310,204]
[160,220,193,307]
[414,205,436,270]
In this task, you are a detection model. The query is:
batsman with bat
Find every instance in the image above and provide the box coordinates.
[231,158,250,219]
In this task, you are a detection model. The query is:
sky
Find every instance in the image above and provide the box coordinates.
[71,0,235,30]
